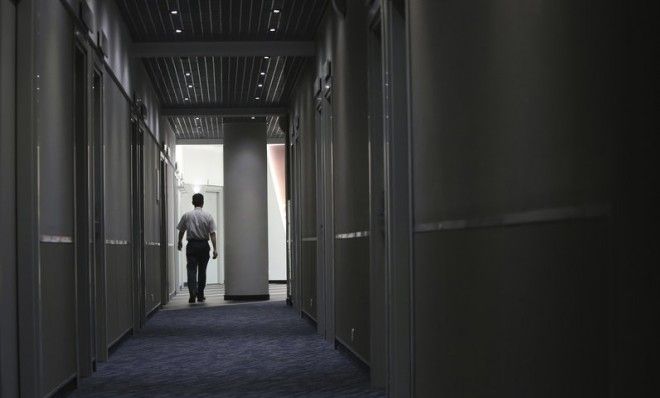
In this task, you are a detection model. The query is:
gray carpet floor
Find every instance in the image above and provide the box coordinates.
[69,301,385,397]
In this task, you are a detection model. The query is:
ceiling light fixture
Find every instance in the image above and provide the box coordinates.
[264,56,270,59]
[188,84,193,88]
[273,9,281,14]
[175,29,183,33]
[260,72,266,76]
[251,116,256,120]
[255,97,261,100]
[184,97,190,101]
[258,84,263,87]
[185,72,191,77]
[269,28,276,32]
[170,10,178,15]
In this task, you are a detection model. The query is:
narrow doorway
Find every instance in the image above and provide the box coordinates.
[171,142,288,306]
[175,145,226,292]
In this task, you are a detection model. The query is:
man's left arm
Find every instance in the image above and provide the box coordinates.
[210,216,218,259]
[210,232,218,259]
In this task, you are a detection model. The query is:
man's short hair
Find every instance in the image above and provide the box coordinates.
[192,193,204,206]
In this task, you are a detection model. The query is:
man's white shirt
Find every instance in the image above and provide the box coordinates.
[177,207,217,240]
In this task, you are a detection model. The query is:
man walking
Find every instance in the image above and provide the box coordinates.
[177,193,218,303]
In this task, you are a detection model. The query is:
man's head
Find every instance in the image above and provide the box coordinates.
[192,193,204,208]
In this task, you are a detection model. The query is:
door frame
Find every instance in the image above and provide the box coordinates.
[315,69,336,343]
[90,58,108,366]
[382,0,414,396]
[16,0,41,394]
[367,0,388,388]
[159,157,169,304]
[130,119,146,330]
[73,34,96,379]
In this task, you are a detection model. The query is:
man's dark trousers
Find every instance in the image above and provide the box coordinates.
[186,240,210,299]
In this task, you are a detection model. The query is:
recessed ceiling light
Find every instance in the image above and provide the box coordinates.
[273,9,281,14]
[260,72,266,76]
[185,72,191,77]
[175,29,183,33]
[264,56,270,59]
[170,10,178,15]
[258,84,263,87]
[184,97,190,101]
[188,84,193,88]
[195,117,200,120]
[251,116,256,120]
[269,28,276,32]
[255,97,260,100]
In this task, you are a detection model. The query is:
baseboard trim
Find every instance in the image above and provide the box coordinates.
[301,309,317,325]
[44,372,77,398]
[224,294,270,301]
[335,337,370,371]
[107,327,133,355]
[146,304,161,319]
[269,280,288,284]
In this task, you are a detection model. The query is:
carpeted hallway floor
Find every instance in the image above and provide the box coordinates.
[69,301,384,398]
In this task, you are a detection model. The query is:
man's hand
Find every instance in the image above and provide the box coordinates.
[213,251,218,259]
[177,241,183,251]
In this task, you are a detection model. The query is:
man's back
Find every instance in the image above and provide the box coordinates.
[178,207,216,241]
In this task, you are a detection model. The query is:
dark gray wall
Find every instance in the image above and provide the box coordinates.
[321,2,371,361]
[144,135,163,312]
[0,1,18,396]
[291,63,318,318]
[37,1,77,393]
[224,123,269,297]
[407,0,637,396]
[104,75,133,345]
[290,0,372,362]
[11,0,170,395]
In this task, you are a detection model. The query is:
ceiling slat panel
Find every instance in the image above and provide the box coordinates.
[116,0,328,139]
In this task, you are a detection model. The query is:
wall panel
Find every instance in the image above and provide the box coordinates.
[414,220,609,397]
[335,238,371,361]
[143,136,163,312]
[407,0,623,395]
[325,1,371,359]
[0,1,18,395]
[40,244,77,395]
[103,71,134,344]
[35,1,77,394]
[106,244,132,345]
[301,241,317,317]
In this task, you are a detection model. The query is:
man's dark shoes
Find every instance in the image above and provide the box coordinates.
[188,296,195,304]
[197,296,206,303]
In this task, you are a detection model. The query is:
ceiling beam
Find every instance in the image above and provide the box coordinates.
[162,106,288,117]
[131,41,316,58]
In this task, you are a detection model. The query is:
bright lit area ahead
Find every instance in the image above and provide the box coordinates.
[171,144,287,308]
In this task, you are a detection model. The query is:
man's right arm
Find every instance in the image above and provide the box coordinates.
[177,230,185,251]
[177,214,186,251]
